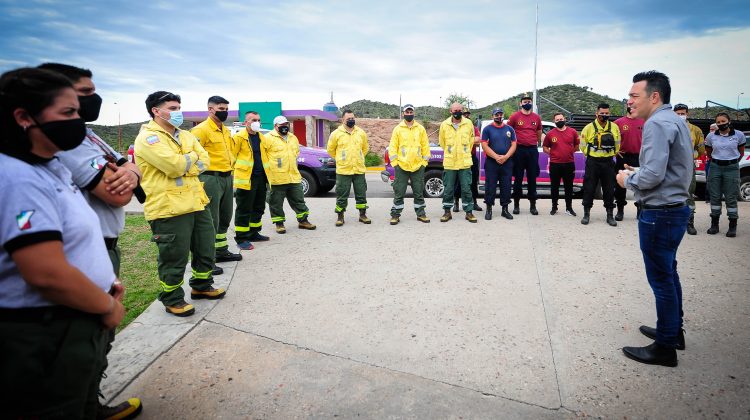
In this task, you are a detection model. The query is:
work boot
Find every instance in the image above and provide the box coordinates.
[452,197,460,213]
[485,205,493,220]
[390,215,400,225]
[275,222,286,234]
[473,200,483,212]
[358,209,371,224]
[512,199,520,215]
[417,214,430,223]
[440,209,452,222]
[298,217,316,230]
[211,266,224,276]
[726,218,737,237]
[639,325,685,350]
[622,342,678,367]
[529,201,539,216]
[706,215,719,234]
[465,212,477,223]
[165,301,195,317]
[335,212,345,227]
[550,205,558,215]
[615,205,624,221]
[606,209,618,227]
[501,205,513,220]
[565,207,577,217]
[581,208,590,225]
[216,249,242,262]
[97,397,143,420]
[686,214,697,235]
[191,286,226,300]
[248,232,270,242]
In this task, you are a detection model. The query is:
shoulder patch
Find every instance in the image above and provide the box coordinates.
[90,158,104,170]
[16,210,35,230]
[147,135,160,145]
[506,131,512,138]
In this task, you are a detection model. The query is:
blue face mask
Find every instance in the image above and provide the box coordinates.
[159,109,183,128]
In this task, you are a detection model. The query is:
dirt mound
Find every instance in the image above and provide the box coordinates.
[349,118,441,157]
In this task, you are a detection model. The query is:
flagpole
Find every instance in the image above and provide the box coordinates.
[532,1,539,113]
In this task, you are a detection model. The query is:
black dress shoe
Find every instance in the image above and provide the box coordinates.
[473,202,483,212]
[639,325,685,350]
[216,250,242,262]
[248,232,270,242]
[622,342,677,367]
[211,266,224,276]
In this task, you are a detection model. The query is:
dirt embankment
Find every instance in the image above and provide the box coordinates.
[350,118,442,157]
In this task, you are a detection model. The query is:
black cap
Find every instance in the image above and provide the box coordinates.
[673,103,688,111]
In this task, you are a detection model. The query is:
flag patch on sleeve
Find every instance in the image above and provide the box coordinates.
[90,158,105,170]
[147,135,160,145]
[16,210,35,230]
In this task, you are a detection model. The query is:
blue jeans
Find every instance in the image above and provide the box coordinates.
[638,205,690,348]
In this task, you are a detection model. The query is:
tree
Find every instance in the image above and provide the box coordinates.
[443,92,475,110]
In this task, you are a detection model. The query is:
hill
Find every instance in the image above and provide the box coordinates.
[88,121,146,154]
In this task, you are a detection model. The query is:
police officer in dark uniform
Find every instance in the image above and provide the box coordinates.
[480,108,517,220]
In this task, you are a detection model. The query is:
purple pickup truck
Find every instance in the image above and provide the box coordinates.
[381,121,586,198]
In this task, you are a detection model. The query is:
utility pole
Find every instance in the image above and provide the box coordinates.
[532,1,539,114]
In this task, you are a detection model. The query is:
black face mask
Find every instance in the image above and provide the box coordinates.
[521,103,533,111]
[493,117,503,124]
[717,123,730,131]
[345,119,355,128]
[599,115,610,122]
[32,118,87,151]
[452,111,463,119]
[403,115,415,122]
[215,110,229,122]
[78,93,102,122]
[555,121,566,128]
[278,126,290,135]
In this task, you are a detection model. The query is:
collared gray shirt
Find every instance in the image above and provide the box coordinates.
[625,104,692,206]
[56,128,126,238]
[705,129,745,161]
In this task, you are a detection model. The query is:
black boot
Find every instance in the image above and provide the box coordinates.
[485,205,492,220]
[473,200,482,212]
[639,325,685,350]
[606,209,618,227]
[615,204,624,221]
[512,199,520,215]
[726,218,737,237]
[581,208,590,225]
[686,214,697,235]
[529,201,538,216]
[707,215,719,234]
[452,197,460,212]
[501,205,513,220]
[622,342,678,367]
[550,204,558,215]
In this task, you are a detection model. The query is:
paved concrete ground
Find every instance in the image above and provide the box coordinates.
[111,195,749,419]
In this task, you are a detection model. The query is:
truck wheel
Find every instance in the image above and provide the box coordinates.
[300,170,318,197]
[424,170,444,198]
[740,176,750,202]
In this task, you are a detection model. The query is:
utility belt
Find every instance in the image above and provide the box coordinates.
[104,237,118,250]
[0,305,96,323]
[711,158,739,166]
[203,170,232,177]
[639,201,687,210]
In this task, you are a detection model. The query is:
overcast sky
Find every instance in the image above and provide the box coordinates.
[1,0,748,125]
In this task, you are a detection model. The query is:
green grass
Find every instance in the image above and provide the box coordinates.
[365,150,383,167]
[118,215,159,331]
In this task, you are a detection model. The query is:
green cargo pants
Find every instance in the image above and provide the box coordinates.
[149,210,215,306]
[335,173,367,213]
[708,161,740,219]
[268,182,310,223]
[442,168,473,211]
[234,173,268,242]
[391,166,426,216]
[0,308,107,418]
[687,168,697,215]
[199,172,234,254]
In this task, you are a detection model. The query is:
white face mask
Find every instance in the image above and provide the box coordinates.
[678,115,687,121]
[250,121,261,132]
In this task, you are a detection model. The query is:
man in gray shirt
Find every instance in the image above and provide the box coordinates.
[616,71,693,368]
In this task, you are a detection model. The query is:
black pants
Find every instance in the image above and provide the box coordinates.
[582,156,616,209]
[549,162,575,209]
[455,153,480,200]
[512,145,539,202]
[484,159,513,206]
[614,152,640,208]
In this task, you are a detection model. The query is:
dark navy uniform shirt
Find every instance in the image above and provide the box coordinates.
[481,124,517,155]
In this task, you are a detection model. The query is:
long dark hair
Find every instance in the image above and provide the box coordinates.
[0,67,73,153]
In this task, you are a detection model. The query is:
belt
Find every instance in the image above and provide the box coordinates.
[639,201,687,210]
[203,170,232,177]
[711,158,739,166]
[0,305,93,322]
[104,237,118,250]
